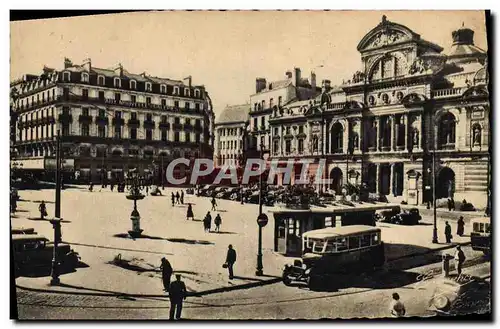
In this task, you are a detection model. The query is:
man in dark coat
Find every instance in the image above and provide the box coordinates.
[445,221,452,243]
[447,199,452,211]
[204,212,212,232]
[186,203,194,220]
[180,191,184,205]
[176,192,180,204]
[225,244,237,280]
[171,193,175,207]
[214,214,222,233]
[457,216,465,237]
[168,274,187,320]
[211,197,217,211]
[39,201,47,220]
[454,245,466,276]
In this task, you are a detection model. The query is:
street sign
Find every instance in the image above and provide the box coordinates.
[257,213,268,227]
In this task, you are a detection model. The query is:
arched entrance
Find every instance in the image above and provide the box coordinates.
[437,167,455,199]
[329,167,343,194]
[330,122,343,153]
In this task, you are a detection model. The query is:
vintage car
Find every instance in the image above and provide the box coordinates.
[375,207,401,222]
[428,276,491,315]
[150,185,163,196]
[389,208,421,225]
[11,227,37,235]
[12,234,80,275]
[282,226,385,290]
[470,217,491,256]
[185,188,195,195]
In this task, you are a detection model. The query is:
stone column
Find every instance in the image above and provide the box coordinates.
[376,164,380,194]
[404,114,409,151]
[393,115,397,151]
[378,117,383,151]
[375,117,380,151]
[389,163,394,196]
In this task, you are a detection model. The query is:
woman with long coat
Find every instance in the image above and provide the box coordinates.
[186,203,194,220]
[160,257,173,292]
[457,216,465,237]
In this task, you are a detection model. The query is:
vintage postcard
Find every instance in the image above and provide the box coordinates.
[10,10,491,320]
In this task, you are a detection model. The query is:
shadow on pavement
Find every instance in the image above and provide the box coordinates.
[113,233,168,241]
[231,276,270,282]
[212,231,237,235]
[68,241,172,255]
[166,238,214,245]
[26,217,72,223]
[17,261,89,278]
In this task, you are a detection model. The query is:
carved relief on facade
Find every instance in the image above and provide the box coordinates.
[366,29,409,49]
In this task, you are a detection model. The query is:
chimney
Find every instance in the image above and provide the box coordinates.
[285,71,293,79]
[82,58,91,71]
[294,67,301,87]
[183,76,192,88]
[64,57,73,69]
[321,79,331,92]
[310,71,317,89]
[256,78,267,93]
[114,63,123,76]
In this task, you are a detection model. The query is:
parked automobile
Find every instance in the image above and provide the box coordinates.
[11,227,37,235]
[387,208,421,225]
[186,188,195,195]
[150,185,163,196]
[375,207,401,222]
[199,185,216,197]
[428,276,490,315]
[12,234,80,276]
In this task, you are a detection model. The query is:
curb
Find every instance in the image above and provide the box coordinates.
[386,241,471,263]
[15,243,470,298]
[16,276,282,298]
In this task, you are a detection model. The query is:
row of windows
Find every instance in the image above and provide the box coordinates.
[273,125,305,136]
[62,71,202,98]
[253,96,283,111]
[306,232,380,254]
[219,140,243,150]
[18,89,57,109]
[218,127,243,137]
[272,138,306,155]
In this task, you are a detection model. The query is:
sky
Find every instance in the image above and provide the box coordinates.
[10,10,488,117]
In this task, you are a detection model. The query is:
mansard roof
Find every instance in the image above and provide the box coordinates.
[216,104,250,124]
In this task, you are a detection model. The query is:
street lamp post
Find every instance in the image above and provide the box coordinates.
[126,170,145,238]
[432,149,438,243]
[50,129,63,285]
[256,142,265,276]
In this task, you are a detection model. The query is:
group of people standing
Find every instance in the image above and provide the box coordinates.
[444,216,466,243]
[203,211,223,233]
[171,191,184,206]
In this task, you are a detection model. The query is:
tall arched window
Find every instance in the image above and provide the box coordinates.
[438,112,456,149]
[331,122,343,153]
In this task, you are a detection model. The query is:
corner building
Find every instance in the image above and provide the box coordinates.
[11,58,215,183]
[268,17,490,208]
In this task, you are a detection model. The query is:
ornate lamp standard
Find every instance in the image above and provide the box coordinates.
[126,169,145,238]
[255,142,269,276]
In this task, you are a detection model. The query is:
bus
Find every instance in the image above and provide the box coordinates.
[282,225,385,289]
[470,217,491,256]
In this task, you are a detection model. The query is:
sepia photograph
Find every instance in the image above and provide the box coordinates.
[9,9,491,320]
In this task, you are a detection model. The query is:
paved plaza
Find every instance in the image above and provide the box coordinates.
[13,186,477,296]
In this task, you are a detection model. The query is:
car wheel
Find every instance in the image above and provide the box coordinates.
[282,275,292,286]
[433,295,450,311]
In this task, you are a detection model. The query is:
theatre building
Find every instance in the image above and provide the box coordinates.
[10,58,215,184]
[268,16,490,208]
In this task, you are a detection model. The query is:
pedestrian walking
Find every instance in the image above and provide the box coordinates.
[39,201,47,220]
[389,292,406,317]
[110,184,115,192]
[214,214,222,233]
[168,274,187,320]
[160,257,173,292]
[146,185,149,195]
[186,203,194,220]
[447,198,452,212]
[89,181,94,192]
[204,212,212,232]
[225,244,237,280]
[211,197,217,211]
[454,245,466,276]
[445,221,452,243]
[176,192,180,204]
[171,192,175,207]
[180,191,184,205]
[457,216,465,237]
[451,198,455,211]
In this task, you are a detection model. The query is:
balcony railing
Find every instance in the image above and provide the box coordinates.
[432,87,464,99]
[58,114,73,123]
[78,115,93,124]
[159,122,170,129]
[127,118,140,127]
[112,117,125,125]
[96,116,109,125]
[173,123,183,130]
[143,120,155,129]
[184,123,193,131]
